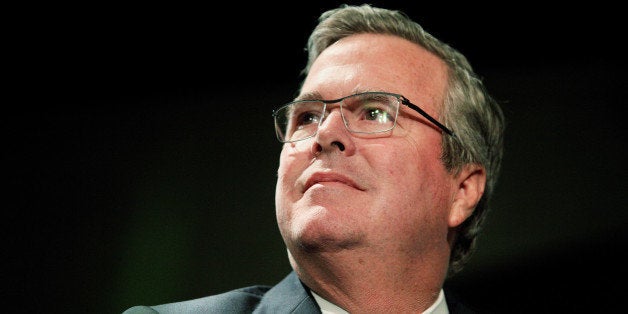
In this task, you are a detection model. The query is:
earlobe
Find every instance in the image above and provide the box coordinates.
[448,164,486,228]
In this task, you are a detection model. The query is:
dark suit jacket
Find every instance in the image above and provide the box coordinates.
[123,271,477,313]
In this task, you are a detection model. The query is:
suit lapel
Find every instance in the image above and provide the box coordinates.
[254,271,320,313]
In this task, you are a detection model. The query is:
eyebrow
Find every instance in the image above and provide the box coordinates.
[294,88,388,102]
[294,91,323,101]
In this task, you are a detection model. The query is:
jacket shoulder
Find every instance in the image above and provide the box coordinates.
[123,285,272,314]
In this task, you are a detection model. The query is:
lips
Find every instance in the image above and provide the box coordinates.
[303,172,364,192]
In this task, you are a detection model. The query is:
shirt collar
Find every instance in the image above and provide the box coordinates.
[311,289,449,314]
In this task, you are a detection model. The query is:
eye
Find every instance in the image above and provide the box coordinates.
[287,101,323,130]
[364,106,393,123]
[295,111,321,129]
[348,93,397,126]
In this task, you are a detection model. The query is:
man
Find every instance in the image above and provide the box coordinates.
[125,4,504,313]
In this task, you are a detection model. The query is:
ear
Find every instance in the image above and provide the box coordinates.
[448,164,486,228]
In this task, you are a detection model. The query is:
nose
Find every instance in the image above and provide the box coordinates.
[320,108,346,131]
[310,108,355,156]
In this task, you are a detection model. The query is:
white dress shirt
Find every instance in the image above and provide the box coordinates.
[311,289,449,314]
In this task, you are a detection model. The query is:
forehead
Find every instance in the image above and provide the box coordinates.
[302,33,449,113]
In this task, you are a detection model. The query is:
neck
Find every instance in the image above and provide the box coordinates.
[288,247,449,313]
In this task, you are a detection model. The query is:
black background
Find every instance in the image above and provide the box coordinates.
[5,1,625,313]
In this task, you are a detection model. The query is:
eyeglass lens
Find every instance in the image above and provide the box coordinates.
[274,93,400,142]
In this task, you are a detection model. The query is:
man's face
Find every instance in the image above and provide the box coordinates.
[275,33,455,260]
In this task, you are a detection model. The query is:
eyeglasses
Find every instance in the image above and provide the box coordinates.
[272,91,455,143]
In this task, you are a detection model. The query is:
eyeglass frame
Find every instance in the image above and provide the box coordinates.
[272,91,456,143]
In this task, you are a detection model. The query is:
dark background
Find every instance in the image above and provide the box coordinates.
[6,1,625,313]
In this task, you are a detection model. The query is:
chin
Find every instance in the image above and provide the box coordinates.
[290,215,363,253]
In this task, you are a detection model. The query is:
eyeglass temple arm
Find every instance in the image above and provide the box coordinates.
[400,98,456,138]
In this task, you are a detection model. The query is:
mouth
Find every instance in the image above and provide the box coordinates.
[303,172,364,192]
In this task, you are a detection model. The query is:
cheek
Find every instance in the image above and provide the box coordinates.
[364,137,449,215]
[275,149,294,231]
[277,144,307,182]
[362,141,427,189]
[275,144,309,211]
[276,149,294,199]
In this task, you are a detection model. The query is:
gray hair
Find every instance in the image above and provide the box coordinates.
[302,4,505,276]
